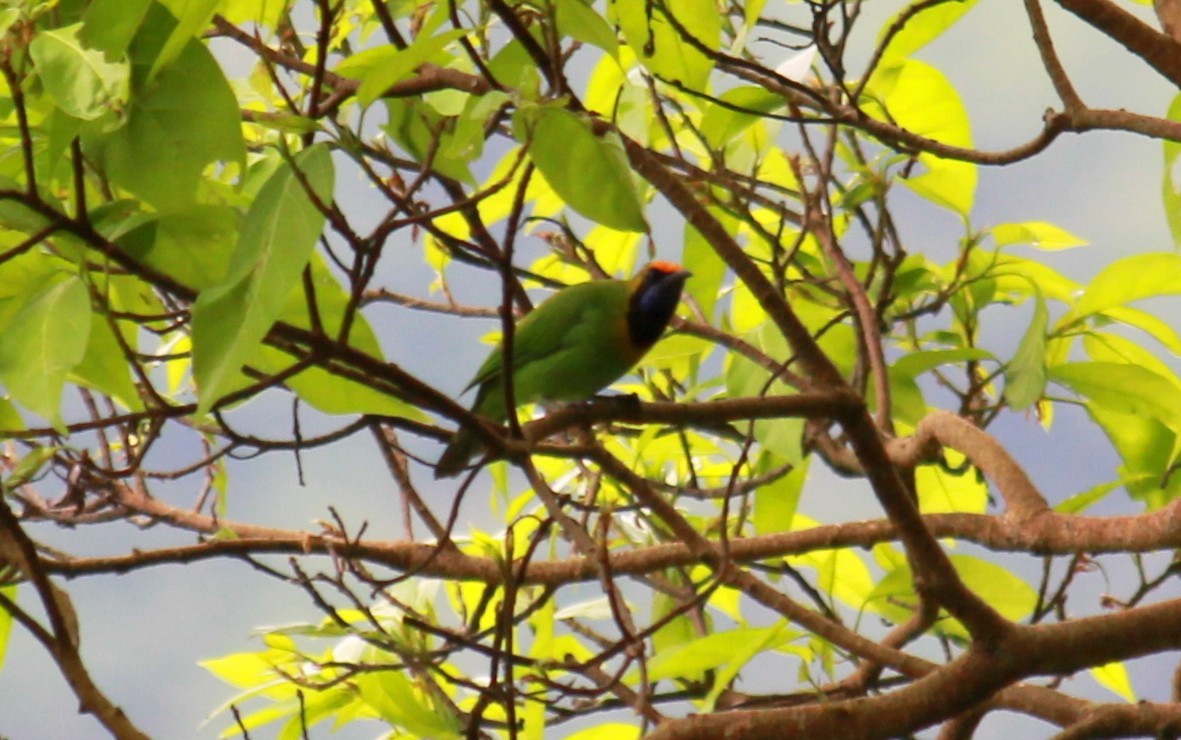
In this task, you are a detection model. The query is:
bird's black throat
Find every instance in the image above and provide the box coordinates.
[627,270,689,349]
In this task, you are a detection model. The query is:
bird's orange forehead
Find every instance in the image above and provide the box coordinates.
[648,260,684,274]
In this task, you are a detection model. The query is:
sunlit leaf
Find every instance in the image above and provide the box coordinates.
[916,457,988,514]
[1076,253,1181,317]
[754,458,807,535]
[1163,93,1181,248]
[354,668,461,737]
[1101,305,1181,356]
[1050,362,1181,427]
[1088,405,1181,509]
[1054,479,1131,514]
[567,725,642,740]
[866,60,975,216]
[993,221,1088,251]
[0,584,14,672]
[645,622,795,682]
[610,0,719,90]
[951,554,1036,621]
[1091,661,1136,702]
[879,0,980,66]
[5,446,57,488]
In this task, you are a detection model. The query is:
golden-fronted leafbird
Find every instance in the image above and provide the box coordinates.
[435,262,691,478]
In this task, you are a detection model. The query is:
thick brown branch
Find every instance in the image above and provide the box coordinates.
[1055,0,1181,87]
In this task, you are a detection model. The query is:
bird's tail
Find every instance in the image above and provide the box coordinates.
[435,428,479,479]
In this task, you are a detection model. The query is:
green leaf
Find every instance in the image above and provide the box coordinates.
[866,60,975,216]
[1003,288,1048,410]
[1084,331,1181,388]
[725,325,807,464]
[336,29,468,107]
[5,446,57,488]
[992,221,1088,250]
[0,584,14,673]
[152,0,221,79]
[951,554,1035,622]
[683,217,729,320]
[651,586,699,664]
[192,145,334,414]
[1088,405,1181,509]
[0,9,18,38]
[354,669,461,737]
[556,0,619,57]
[443,90,509,167]
[1101,305,1181,356]
[29,24,131,121]
[383,98,475,185]
[1075,253,1181,317]
[646,622,795,683]
[1163,93,1181,248]
[118,205,239,291]
[252,256,425,418]
[83,4,245,210]
[879,0,979,66]
[0,276,93,429]
[915,458,987,514]
[524,106,647,232]
[699,86,784,149]
[892,348,994,378]
[0,398,23,433]
[80,0,152,57]
[1091,661,1136,702]
[1050,362,1181,426]
[754,459,807,535]
[1054,479,1126,514]
[71,311,143,412]
[610,0,719,90]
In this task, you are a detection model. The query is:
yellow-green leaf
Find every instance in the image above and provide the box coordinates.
[879,0,980,66]
[1163,93,1181,247]
[993,221,1088,251]
[1076,253,1181,317]
[1091,661,1136,702]
[1050,362,1181,427]
[866,60,975,216]
[610,0,719,90]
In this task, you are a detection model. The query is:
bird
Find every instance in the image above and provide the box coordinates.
[434,261,692,478]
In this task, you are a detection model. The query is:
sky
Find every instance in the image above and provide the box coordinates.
[2,1,1180,738]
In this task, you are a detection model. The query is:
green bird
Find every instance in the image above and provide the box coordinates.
[435,262,691,478]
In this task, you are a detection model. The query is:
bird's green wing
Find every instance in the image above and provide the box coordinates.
[464,280,629,402]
